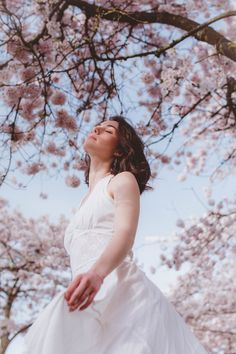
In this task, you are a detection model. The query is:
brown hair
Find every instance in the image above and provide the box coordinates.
[84,115,152,194]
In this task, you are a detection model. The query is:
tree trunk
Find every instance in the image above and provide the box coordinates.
[0,335,10,354]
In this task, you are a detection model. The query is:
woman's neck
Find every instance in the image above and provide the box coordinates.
[88,170,111,191]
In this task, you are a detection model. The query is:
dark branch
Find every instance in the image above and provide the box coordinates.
[67,2,236,62]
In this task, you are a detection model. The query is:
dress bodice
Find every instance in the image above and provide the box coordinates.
[64,174,133,277]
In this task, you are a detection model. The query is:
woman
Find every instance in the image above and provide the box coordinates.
[23,116,208,353]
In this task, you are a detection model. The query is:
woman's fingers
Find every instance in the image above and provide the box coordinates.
[70,288,91,308]
[69,289,94,311]
[65,271,102,311]
[68,278,88,306]
[79,292,96,311]
[64,274,82,301]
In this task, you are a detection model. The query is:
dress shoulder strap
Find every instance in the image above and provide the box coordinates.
[78,174,113,210]
[107,174,115,184]
[101,174,115,203]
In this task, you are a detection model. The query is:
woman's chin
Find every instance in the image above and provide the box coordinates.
[83,143,97,155]
[83,140,94,150]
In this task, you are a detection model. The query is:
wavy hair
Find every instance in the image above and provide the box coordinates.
[84,115,152,194]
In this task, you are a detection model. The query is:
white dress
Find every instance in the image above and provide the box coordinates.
[23,174,208,354]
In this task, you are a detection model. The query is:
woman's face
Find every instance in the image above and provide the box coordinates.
[83,120,120,160]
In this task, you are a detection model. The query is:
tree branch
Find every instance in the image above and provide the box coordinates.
[67,1,236,62]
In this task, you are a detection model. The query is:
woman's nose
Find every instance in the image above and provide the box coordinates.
[92,126,100,134]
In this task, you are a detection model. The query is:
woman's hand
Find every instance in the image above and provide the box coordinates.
[64,270,104,312]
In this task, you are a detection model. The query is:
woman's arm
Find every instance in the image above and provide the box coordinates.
[90,171,140,278]
[64,171,140,311]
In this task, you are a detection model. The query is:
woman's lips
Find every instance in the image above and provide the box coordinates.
[88,134,97,140]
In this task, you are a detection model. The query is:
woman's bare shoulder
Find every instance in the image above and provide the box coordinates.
[108,171,139,199]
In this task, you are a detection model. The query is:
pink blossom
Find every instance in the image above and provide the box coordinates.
[38,38,53,55]
[0,70,10,84]
[65,175,81,188]
[5,0,24,11]
[176,219,185,228]
[7,39,21,56]
[51,162,58,168]
[51,91,67,105]
[20,67,36,81]
[46,21,61,38]
[51,74,60,83]
[174,159,181,165]
[152,66,162,79]
[45,142,66,157]
[141,73,155,85]
[160,155,171,164]
[83,112,91,122]
[0,198,9,209]
[147,86,161,98]
[208,199,215,206]
[46,141,57,154]
[23,84,41,99]
[25,162,46,175]
[20,101,34,120]
[24,131,36,142]
[0,200,70,339]
[4,87,23,106]
[55,109,78,132]
[64,161,70,171]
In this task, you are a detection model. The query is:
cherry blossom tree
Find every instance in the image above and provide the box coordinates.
[0,197,70,354]
[159,196,236,354]
[0,0,235,188]
[0,2,236,353]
